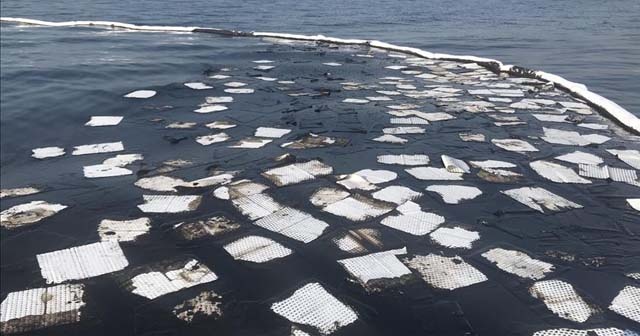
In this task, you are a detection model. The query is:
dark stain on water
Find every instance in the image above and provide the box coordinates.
[1,26,640,336]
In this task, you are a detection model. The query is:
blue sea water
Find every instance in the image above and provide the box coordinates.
[1,0,639,114]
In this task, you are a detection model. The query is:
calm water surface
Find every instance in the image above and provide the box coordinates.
[1,0,639,114]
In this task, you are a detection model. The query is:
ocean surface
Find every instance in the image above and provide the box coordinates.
[1,2,640,336]
[1,0,639,115]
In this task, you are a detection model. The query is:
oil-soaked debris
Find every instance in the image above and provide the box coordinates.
[175,216,240,240]
[254,64,275,70]
[282,133,345,149]
[332,228,383,254]
[0,186,40,199]
[196,132,230,145]
[396,84,416,90]
[194,104,228,113]
[529,160,591,184]
[627,273,640,280]
[495,121,527,127]
[255,127,291,138]
[477,168,522,183]
[209,74,230,80]
[225,88,255,94]
[0,284,85,334]
[376,154,429,166]
[429,227,479,249]
[270,282,358,335]
[532,114,569,123]
[254,207,329,243]
[313,188,394,222]
[143,159,193,175]
[343,98,369,104]
[337,169,397,190]
[98,217,151,242]
[469,159,516,170]
[426,185,482,204]
[134,172,230,192]
[607,149,640,169]
[166,121,197,129]
[224,81,247,88]
[533,327,635,336]
[578,164,640,187]
[290,326,313,336]
[366,95,392,101]
[262,160,333,186]
[372,186,422,204]
[404,254,487,290]
[459,132,486,142]
[488,114,520,122]
[124,89,156,99]
[1,200,67,229]
[184,82,212,90]
[219,182,328,242]
[389,116,429,125]
[309,187,350,207]
[492,138,539,153]
[541,127,610,146]
[338,248,412,290]
[377,90,402,96]
[172,290,223,323]
[224,235,292,263]
[205,96,234,103]
[83,163,132,178]
[559,101,593,114]
[493,120,524,127]
[380,201,444,235]
[544,250,577,262]
[510,99,542,110]
[578,122,608,130]
[421,112,456,122]
[214,179,269,201]
[529,279,595,322]
[85,116,123,127]
[137,195,202,213]
[227,188,279,214]
[184,172,236,188]
[481,248,554,280]
[441,155,470,173]
[135,175,187,192]
[608,286,640,323]
[72,141,124,155]
[229,137,273,148]
[468,88,523,97]
[501,187,582,213]
[31,146,65,159]
[128,259,217,300]
[37,241,129,284]
[103,153,143,167]
[382,126,425,134]
[372,134,408,144]
[206,120,237,129]
[555,151,604,165]
[406,167,463,181]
